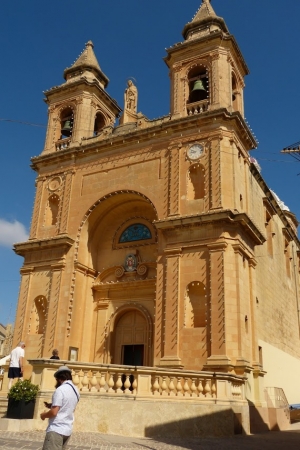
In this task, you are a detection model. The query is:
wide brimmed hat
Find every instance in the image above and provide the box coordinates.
[54,365,72,377]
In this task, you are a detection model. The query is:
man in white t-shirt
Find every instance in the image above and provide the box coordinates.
[40,365,80,449]
[8,341,25,389]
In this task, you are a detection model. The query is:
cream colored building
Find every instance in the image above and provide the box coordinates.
[10,0,300,434]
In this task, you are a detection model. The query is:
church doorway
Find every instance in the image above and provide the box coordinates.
[113,310,148,366]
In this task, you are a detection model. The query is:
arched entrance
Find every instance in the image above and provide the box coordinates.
[113,310,149,366]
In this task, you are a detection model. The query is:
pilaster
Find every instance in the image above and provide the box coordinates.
[159,248,182,368]
[205,242,233,371]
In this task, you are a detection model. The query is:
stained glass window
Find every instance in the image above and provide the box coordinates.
[119,223,151,243]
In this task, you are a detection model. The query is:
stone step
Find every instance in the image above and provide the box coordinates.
[0,397,8,418]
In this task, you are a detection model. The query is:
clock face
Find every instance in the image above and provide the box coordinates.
[187,144,204,160]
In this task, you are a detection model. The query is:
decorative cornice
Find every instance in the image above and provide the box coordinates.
[14,235,75,256]
[154,210,265,245]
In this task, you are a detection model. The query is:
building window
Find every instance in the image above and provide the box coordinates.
[284,239,291,278]
[119,224,152,243]
[265,210,273,256]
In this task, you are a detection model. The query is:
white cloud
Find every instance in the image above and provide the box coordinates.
[0,219,28,247]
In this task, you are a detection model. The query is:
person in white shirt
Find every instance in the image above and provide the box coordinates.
[8,341,25,389]
[40,365,80,450]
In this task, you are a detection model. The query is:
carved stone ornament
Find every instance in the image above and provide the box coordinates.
[125,254,137,272]
[48,176,62,192]
[114,251,148,280]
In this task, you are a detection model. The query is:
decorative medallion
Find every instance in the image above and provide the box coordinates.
[48,176,62,192]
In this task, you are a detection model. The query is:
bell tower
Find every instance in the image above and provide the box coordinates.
[165,0,247,119]
[43,41,121,154]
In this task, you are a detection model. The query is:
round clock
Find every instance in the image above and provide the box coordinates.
[187,144,204,160]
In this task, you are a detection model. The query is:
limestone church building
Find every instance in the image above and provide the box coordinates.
[11,0,300,433]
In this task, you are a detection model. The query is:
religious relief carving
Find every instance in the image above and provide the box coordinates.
[114,251,148,280]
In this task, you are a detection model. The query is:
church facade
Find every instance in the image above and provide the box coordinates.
[13,0,300,417]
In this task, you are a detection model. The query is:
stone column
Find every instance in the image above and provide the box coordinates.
[159,248,182,368]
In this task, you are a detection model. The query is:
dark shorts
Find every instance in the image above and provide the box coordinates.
[8,367,22,379]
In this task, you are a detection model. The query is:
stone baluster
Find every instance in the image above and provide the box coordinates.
[176,377,183,397]
[73,371,80,390]
[132,376,137,395]
[81,371,89,392]
[161,376,168,396]
[108,372,115,393]
[190,378,197,397]
[116,374,123,394]
[198,379,204,397]
[124,375,131,394]
[79,370,84,390]
[152,376,160,396]
[90,371,98,392]
[169,377,176,396]
[211,380,217,398]
[183,378,190,397]
[99,372,106,393]
[204,379,211,398]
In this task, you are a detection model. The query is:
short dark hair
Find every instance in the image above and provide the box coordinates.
[55,370,72,382]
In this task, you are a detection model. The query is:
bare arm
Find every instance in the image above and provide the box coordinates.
[40,406,60,420]
[19,356,24,373]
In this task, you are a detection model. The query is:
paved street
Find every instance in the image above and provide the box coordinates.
[0,428,300,450]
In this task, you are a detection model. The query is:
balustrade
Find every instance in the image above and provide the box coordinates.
[56,138,71,151]
[187,100,209,116]
[28,359,245,404]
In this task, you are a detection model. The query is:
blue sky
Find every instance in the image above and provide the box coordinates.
[0,0,299,326]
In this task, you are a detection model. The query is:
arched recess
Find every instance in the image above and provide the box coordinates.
[184,281,206,328]
[104,304,153,366]
[181,281,208,369]
[29,296,47,335]
[45,194,60,226]
[187,164,205,200]
[69,191,158,358]
[76,190,158,269]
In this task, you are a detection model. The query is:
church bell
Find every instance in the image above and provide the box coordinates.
[189,79,207,103]
[61,120,73,137]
